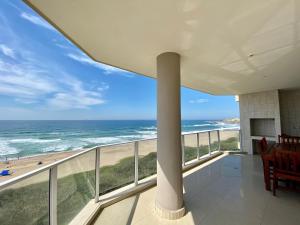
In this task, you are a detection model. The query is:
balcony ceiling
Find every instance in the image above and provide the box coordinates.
[25,0,300,95]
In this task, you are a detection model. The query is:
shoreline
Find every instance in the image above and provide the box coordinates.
[0,126,240,161]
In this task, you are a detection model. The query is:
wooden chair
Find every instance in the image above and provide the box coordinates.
[273,150,300,196]
[259,137,274,191]
[278,134,300,151]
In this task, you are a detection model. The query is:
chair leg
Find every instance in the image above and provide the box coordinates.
[273,176,276,196]
[263,164,271,191]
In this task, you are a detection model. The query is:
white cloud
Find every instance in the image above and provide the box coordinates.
[0,60,56,98]
[0,12,108,111]
[15,98,38,104]
[97,82,110,91]
[48,92,104,109]
[0,59,108,110]
[0,44,15,58]
[0,60,57,98]
[20,12,56,31]
[189,99,209,104]
[67,52,134,76]
[47,74,106,109]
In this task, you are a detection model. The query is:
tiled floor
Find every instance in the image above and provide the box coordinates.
[93,154,300,225]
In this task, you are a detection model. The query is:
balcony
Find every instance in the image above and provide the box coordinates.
[92,154,300,225]
[5,1,300,224]
[0,129,240,225]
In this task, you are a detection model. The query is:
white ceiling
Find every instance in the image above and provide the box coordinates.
[25,0,300,95]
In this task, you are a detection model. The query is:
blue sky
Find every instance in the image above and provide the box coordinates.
[0,1,239,120]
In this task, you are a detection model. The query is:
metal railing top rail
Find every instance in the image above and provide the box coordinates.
[0,127,240,190]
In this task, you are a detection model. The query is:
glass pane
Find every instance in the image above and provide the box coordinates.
[220,130,240,151]
[210,131,219,152]
[0,171,49,225]
[198,132,210,157]
[100,143,134,194]
[57,150,96,225]
[184,133,198,162]
[138,139,157,180]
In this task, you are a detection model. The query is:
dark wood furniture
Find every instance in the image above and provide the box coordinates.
[272,150,300,196]
[259,138,273,191]
[261,135,300,193]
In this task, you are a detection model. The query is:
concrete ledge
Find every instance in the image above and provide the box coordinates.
[155,201,185,220]
[226,150,248,155]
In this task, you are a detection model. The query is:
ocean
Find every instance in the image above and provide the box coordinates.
[0,120,239,158]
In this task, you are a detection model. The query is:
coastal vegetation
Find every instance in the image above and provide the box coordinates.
[0,137,238,225]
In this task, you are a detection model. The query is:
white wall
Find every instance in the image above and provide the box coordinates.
[279,89,300,136]
[239,90,281,154]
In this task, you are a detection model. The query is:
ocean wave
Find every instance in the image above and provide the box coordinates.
[119,134,157,140]
[141,126,157,130]
[183,123,212,128]
[42,144,79,153]
[82,137,123,144]
[192,124,210,127]
[136,130,157,135]
[9,138,61,144]
[0,140,19,156]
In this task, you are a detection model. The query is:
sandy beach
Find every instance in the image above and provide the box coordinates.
[0,130,238,183]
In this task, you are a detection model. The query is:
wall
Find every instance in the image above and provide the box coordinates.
[239,90,281,154]
[279,89,300,136]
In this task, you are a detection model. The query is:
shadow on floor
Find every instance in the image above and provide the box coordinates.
[93,194,140,225]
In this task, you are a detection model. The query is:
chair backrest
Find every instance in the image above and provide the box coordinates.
[292,136,300,145]
[278,134,291,144]
[273,150,300,173]
[278,134,300,151]
[259,137,268,154]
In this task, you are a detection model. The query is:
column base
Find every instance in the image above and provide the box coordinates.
[155,201,185,220]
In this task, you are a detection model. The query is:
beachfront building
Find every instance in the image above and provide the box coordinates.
[1,0,300,225]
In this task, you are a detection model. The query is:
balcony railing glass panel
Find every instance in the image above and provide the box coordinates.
[99,143,134,194]
[209,131,219,152]
[57,150,96,225]
[0,170,49,225]
[183,133,198,162]
[198,132,210,158]
[138,139,157,181]
[220,130,240,151]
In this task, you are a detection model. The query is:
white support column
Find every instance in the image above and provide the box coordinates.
[155,52,185,220]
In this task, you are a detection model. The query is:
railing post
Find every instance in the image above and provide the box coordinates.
[217,130,221,151]
[181,135,185,166]
[208,131,211,155]
[49,166,57,225]
[239,129,242,151]
[134,141,139,186]
[95,147,100,203]
[197,133,200,160]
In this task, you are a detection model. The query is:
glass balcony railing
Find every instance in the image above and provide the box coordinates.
[0,128,240,225]
[99,143,135,194]
[138,139,157,181]
[219,129,240,151]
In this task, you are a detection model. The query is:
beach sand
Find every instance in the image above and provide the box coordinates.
[0,130,238,183]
